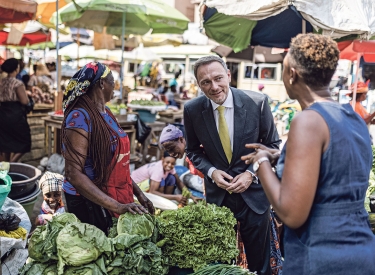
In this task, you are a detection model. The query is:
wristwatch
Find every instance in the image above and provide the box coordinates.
[253,157,270,172]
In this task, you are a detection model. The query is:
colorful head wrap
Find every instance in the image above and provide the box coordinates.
[38,171,64,195]
[63,62,111,112]
[350,82,369,94]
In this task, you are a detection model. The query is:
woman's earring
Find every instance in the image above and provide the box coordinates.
[102,86,104,90]
[289,79,293,85]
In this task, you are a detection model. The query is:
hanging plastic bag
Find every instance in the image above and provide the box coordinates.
[0,162,12,211]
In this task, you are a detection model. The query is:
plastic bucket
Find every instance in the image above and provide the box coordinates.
[14,183,41,219]
[20,196,39,218]
[137,109,156,123]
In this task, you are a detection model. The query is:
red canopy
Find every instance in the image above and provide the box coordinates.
[338,40,375,62]
[0,0,38,24]
[0,31,50,46]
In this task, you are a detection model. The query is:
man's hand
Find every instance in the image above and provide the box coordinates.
[212,170,233,190]
[135,193,155,215]
[226,172,252,193]
[117,202,149,215]
[191,196,203,204]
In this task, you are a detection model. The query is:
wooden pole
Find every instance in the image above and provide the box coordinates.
[77,30,80,69]
[352,52,361,111]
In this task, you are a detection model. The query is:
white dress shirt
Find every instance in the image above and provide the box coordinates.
[207,89,234,178]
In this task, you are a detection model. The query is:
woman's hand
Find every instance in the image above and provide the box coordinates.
[176,194,188,205]
[117,202,149,215]
[136,193,155,215]
[241,143,281,166]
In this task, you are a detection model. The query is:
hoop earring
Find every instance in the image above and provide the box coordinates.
[289,79,293,85]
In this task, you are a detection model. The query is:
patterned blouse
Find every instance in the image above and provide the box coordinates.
[0,77,24,102]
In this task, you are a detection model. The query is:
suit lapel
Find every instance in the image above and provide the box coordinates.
[231,88,247,166]
[202,98,228,164]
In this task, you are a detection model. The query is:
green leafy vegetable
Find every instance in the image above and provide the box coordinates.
[64,263,104,275]
[20,262,57,275]
[157,202,238,271]
[28,213,79,262]
[108,217,118,238]
[56,222,112,274]
[130,99,165,106]
[117,213,155,238]
[190,264,256,275]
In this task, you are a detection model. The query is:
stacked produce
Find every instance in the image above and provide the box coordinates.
[21,212,168,275]
[191,264,256,275]
[156,202,239,271]
[29,86,54,104]
[129,99,165,106]
[106,103,127,115]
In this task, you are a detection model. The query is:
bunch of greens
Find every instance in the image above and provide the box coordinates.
[190,264,256,275]
[130,99,165,106]
[28,213,79,262]
[56,222,113,274]
[20,261,58,275]
[156,202,238,271]
[108,213,168,275]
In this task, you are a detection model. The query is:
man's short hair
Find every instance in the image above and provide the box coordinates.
[193,56,228,80]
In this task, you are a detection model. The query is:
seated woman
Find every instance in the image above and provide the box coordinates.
[348,81,375,125]
[36,172,65,226]
[131,151,188,205]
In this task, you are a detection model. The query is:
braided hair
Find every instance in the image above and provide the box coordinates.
[62,88,121,192]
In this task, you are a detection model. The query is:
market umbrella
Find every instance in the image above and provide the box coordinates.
[337,40,375,110]
[0,0,38,24]
[51,0,190,97]
[36,0,70,24]
[0,30,50,46]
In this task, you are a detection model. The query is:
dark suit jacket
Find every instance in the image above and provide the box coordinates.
[184,87,281,214]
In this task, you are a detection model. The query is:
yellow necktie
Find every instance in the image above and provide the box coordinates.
[217,106,232,163]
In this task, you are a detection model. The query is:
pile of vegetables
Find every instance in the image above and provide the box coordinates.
[22,213,168,275]
[156,202,238,271]
[191,264,256,275]
[106,103,127,115]
[130,99,165,106]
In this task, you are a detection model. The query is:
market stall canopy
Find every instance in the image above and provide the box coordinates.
[50,0,190,36]
[0,0,38,24]
[202,0,375,52]
[0,30,50,46]
[94,46,161,62]
[46,42,95,59]
[117,33,183,48]
[212,44,286,63]
[36,0,70,24]
[338,40,375,62]
[0,21,51,45]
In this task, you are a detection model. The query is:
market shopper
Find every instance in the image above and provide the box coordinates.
[0,58,31,162]
[62,62,154,234]
[131,151,187,205]
[348,81,375,124]
[184,55,280,275]
[243,34,375,274]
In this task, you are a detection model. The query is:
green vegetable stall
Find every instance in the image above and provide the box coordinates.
[20,202,255,275]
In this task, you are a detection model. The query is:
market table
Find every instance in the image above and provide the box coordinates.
[42,116,137,156]
[157,110,183,124]
[141,121,167,165]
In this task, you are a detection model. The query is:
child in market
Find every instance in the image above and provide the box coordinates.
[131,151,188,206]
[35,171,65,226]
[159,124,205,197]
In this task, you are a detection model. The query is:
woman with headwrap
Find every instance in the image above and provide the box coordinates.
[348,82,375,125]
[62,62,154,234]
[0,58,31,162]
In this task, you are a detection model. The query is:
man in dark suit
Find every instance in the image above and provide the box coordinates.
[184,56,280,275]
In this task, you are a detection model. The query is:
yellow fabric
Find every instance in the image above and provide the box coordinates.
[138,179,150,192]
[0,226,27,240]
[217,106,232,163]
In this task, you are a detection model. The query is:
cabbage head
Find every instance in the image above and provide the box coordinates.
[56,222,112,275]
[117,213,154,238]
[28,213,80,262]
[20,262,57,275]
[64,263,104,275]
